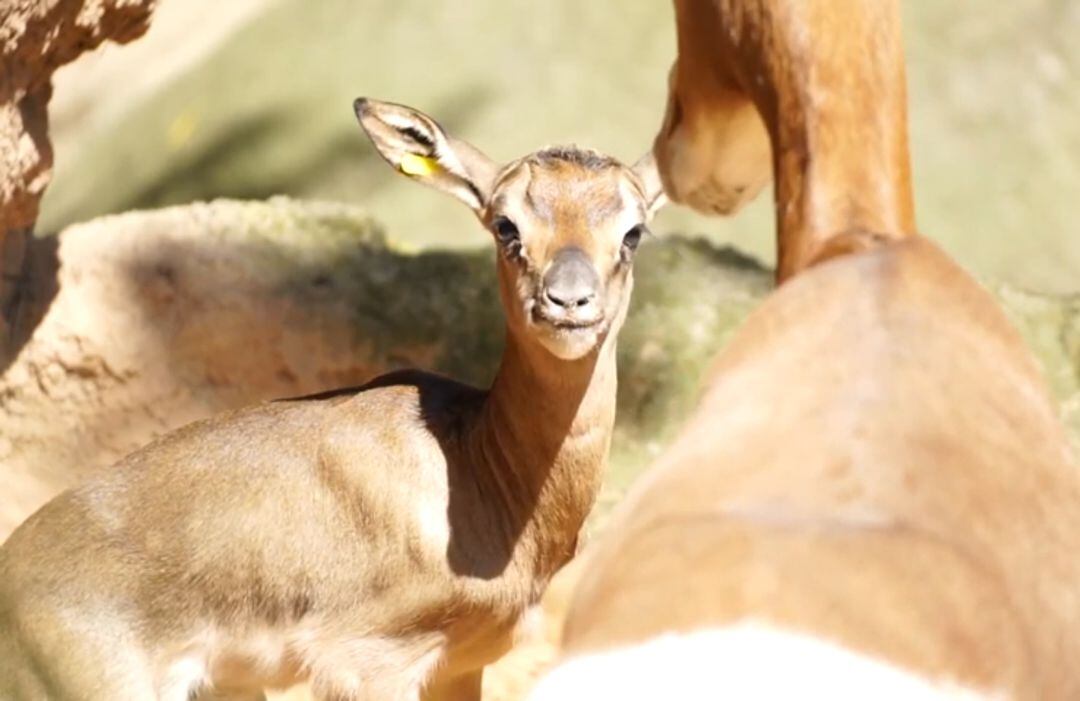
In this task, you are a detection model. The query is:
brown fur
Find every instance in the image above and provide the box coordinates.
[0,99,663,701]
[655,0,916,282]
[547,1,1080,698]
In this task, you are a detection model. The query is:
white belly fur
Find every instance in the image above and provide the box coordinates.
[159,623,449,699]
[527,621,1004,701]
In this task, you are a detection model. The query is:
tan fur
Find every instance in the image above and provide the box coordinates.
[655,0,916,282]
[545,1,1080,699]
[0,100,663,701]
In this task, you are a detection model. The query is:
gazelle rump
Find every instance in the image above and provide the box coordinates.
[530,1,1080,699]
[0,98,663,701]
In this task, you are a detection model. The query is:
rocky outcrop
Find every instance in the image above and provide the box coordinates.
[1,0,154,235]
[1,0,155,346]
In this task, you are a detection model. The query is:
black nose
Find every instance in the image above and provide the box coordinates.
[543,247,599,309]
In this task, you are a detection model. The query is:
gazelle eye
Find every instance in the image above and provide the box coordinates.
[622,225,645,252]
[492,216,520,245]
[491,216,523,259]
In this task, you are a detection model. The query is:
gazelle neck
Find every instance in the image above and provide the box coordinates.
[738,1,918,280]
[473,321,619,574]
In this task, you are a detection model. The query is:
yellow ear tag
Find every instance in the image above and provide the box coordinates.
[400,153,440,177]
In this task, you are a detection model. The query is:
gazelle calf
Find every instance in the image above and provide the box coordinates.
[530,1,1080,699]
[0,98,663,701]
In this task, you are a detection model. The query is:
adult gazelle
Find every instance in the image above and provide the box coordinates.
[531,2,1080,699]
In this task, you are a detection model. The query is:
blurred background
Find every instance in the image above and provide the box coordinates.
[41,0,1080,294]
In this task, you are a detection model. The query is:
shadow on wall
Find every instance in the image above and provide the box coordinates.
[126,109,385,211]
[44,75,495,234]
[0,233,59,370]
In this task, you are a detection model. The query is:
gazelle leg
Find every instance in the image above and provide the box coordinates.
[421,669,483,701]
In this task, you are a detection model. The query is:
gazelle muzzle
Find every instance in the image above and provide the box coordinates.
[537,247,603,328]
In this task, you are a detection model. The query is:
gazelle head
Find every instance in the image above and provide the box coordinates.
[354,98,665,361]
[651,0,773,216]
[653,61,772,216]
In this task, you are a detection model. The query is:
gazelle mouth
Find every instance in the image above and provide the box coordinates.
[532,309,603,331]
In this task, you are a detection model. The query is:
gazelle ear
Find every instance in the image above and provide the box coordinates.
[632,151,668,219]
[353,97,498,214]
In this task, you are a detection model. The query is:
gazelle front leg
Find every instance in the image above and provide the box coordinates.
[421,669,483,701]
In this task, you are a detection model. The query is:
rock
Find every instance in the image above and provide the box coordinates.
[1,198,379,536]
[1,0,155,345]
[1,0,154,236]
